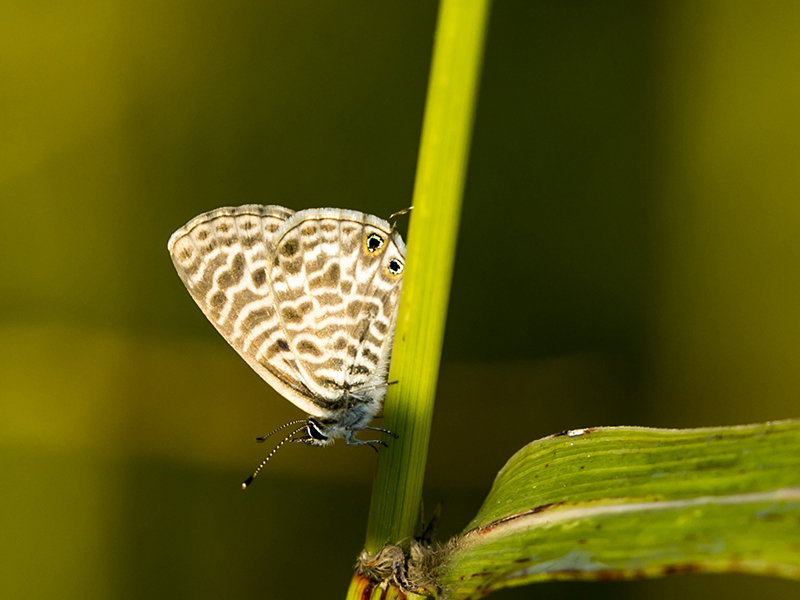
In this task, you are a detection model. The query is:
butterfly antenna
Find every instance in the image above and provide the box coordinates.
[242,426,307,489]
[388,206,413,230]
[255,419,308,443]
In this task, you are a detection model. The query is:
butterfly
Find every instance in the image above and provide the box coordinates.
[168,205,405,486]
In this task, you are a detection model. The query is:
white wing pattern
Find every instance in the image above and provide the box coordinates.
[168,205,405,460]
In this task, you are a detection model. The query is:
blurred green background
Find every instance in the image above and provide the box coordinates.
[1,1,799,599]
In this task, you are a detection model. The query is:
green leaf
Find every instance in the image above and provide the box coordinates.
[437,419,800,599]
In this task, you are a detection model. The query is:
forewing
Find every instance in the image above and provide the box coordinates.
[267,209,404,405]
[168,205,325,416]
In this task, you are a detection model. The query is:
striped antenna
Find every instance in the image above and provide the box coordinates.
[242,425,308,489]
[255,419,308,443]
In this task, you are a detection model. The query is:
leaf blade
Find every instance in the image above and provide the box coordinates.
[438,420,800,599]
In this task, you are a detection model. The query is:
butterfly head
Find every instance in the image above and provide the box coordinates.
[299,417,336,446]
[299,404,373,446]
[241,406,393,489]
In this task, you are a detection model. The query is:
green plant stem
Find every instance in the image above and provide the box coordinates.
[363,0,491,554]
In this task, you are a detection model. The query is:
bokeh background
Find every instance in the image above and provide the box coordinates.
[2,1,799,599]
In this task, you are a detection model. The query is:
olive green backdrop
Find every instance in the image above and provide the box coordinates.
[1,1,799,599]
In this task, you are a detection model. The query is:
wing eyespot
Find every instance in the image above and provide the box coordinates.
[365,233,384,253]
[387,258,403,275]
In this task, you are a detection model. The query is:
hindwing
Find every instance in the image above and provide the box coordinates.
[267,208,405,407]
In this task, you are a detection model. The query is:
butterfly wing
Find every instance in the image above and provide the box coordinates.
[341,220,405,401]
[266,209,405,410]
[167,205,327,417]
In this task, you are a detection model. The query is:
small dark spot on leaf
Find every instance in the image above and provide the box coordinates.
[759,513,784,522]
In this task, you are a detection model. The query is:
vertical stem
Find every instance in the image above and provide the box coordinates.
[364,0,491,553]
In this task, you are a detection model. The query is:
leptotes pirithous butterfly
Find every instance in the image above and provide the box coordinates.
[168,205,405,486]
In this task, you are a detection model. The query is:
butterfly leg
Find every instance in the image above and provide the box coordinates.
[345,432,389,452]
[363,440,387,452]
[363,425,399,439]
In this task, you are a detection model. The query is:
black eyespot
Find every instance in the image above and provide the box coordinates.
[388,258,403,275]
[366,233,384,253]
